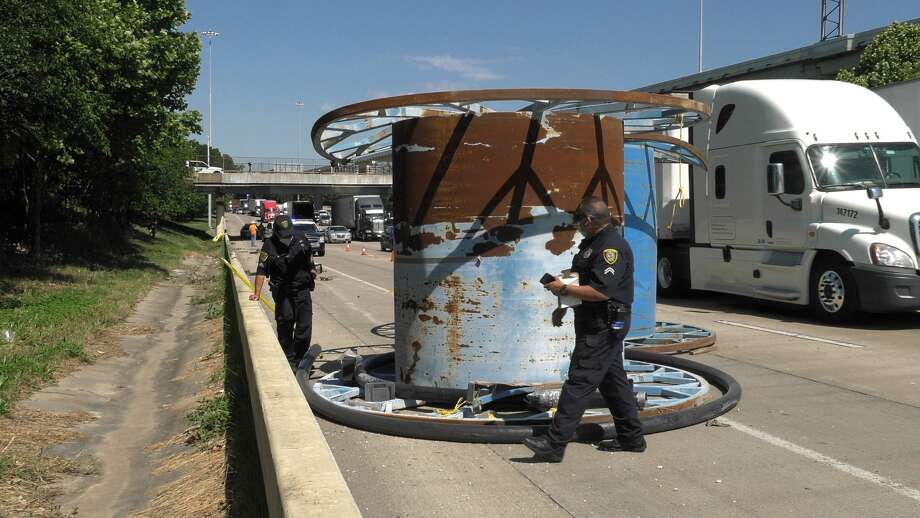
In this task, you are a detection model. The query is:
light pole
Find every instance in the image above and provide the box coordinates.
[201,31,220,167]
[295,100,305,171]
[698,0,703,73]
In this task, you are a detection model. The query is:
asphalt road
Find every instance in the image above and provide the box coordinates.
[226,213,920,518]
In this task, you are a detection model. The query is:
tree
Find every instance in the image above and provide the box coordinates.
[0,0,202,255]
[836,22,920,88]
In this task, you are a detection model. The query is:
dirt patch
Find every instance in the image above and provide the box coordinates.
[0,408,96,518]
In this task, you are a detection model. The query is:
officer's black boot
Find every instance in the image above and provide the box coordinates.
[523,436,566,463]
[597,435,647,453]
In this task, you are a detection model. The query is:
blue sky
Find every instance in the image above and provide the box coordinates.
[183,0,919,161]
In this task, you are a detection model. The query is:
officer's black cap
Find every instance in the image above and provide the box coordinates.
[273,215,294,244]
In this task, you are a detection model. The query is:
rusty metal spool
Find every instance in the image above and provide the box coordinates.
[313,89,713,397]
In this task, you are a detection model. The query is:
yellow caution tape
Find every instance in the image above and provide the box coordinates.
[212,230,226,242]
[220,257,275,311]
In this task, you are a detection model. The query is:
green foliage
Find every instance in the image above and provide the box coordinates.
[0,220,218,415]
[187,395,230,443]
[836,22,920,88]
[0,0,207,250]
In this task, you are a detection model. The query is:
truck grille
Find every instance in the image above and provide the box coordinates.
[911,213,920,257]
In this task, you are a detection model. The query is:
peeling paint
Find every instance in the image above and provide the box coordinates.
[463,142,492,147]
[394,143,436,153]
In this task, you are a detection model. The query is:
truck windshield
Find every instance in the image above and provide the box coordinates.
[808,143,920,190]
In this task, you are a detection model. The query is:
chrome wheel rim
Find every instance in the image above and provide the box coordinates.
[817,270,845,313]
[657,257,674,289]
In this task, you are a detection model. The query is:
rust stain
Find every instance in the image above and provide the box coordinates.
[471,241,513,257]
[432,315,445,325]
[418,298,435,312]
[392,112,625,246]
[418,314,432,322]
[418,231,444,248]
[545,223,577,255]
[403,340,423,383]
[442,275,465,362]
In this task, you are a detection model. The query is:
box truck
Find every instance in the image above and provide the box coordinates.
[655,79,920,321]
[333,195,386,241]
[282,200,315,224]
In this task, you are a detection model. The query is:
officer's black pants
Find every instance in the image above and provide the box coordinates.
[547,317,643,446]
[272,287,312,362]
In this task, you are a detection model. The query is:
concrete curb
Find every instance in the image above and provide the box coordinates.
[224,237,361,517]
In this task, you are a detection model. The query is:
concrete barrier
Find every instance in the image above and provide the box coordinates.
[224,237,361,517]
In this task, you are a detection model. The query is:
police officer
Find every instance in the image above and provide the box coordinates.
[523,196,645,462]
[250,215,317,368]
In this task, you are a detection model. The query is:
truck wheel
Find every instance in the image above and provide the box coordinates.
[809,259,859,322]
[657,253,687,297]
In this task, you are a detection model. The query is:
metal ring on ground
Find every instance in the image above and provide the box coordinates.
[296,346,740,444]
[311,89,710,163]
[625,321,716,354]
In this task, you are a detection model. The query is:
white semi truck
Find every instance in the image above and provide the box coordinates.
[655,80,920,321]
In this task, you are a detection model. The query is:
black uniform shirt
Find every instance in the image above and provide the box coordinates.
[256,230,314,289]
[571,224,634,328]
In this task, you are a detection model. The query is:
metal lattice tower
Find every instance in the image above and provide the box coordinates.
[820,0,845,41]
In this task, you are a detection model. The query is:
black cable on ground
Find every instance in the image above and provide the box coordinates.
[296,347,741,444]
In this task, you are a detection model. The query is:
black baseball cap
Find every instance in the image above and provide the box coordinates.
[273,215,294,244]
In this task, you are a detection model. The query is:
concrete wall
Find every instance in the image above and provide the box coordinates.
[875,78,920,140]
[224,237,361,518]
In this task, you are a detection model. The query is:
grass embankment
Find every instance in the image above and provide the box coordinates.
[0,220,216,415]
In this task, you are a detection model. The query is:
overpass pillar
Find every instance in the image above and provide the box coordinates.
[207,194,213,229]
[215,196,226,226]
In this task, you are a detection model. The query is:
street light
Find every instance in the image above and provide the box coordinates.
[295,100,305,171]
[201,31,220,167]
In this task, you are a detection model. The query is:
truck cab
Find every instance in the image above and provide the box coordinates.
[659,80,920,320]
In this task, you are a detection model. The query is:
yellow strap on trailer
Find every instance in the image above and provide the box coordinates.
[220,257,276,311]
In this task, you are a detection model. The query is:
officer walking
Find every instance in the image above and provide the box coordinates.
[524,196,645,462]
[250,215,316,368]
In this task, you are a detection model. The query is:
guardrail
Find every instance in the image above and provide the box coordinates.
[223,235,361,517]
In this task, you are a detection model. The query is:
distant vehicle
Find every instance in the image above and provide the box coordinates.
[316,210,332,226]
[379,224,394,251]
[333,195,386,241]
[261,200,280,223]
[186,160,223,174]
[282,200,315,224]
[292,221,326,256]
[239,222,264,240]
[325,225,351,243]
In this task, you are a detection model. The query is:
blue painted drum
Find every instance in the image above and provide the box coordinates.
[392,112,627,390]
[623,143,658,339]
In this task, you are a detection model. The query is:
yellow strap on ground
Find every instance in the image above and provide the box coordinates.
[435,397,467,417]
[220,257,275,311]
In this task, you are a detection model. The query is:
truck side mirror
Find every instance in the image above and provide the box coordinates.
[767,163,785,195]
[866,186,883,200]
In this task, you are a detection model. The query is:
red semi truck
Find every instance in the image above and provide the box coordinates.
[261,200,279,223]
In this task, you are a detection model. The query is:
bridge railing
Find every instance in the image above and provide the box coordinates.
[228,156,392,175]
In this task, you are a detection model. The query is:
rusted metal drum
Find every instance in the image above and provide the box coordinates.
[392,112,625,389]
[623,144,658,338]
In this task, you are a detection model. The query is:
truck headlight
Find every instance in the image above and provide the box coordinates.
[869,243,915,268]
[318,237,325,244]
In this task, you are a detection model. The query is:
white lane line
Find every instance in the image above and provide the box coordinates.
[720,417,920,504]
[715,320,864,349]
[322,265,392,294]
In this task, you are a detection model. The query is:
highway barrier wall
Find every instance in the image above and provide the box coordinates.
[223,236,361,517]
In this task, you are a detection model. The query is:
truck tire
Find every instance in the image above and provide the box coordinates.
[809,258,859,322]
[657,252,687,297]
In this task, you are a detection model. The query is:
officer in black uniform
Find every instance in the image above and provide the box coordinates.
[250,215,316,368]
[523,196,645,462]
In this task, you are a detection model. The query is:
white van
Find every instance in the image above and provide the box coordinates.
[656,80,920,321]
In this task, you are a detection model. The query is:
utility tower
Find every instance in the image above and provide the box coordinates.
[820,0,845,41]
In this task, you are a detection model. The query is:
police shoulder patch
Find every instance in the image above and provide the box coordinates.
[603,248,619,264]
[259,251,269,263]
